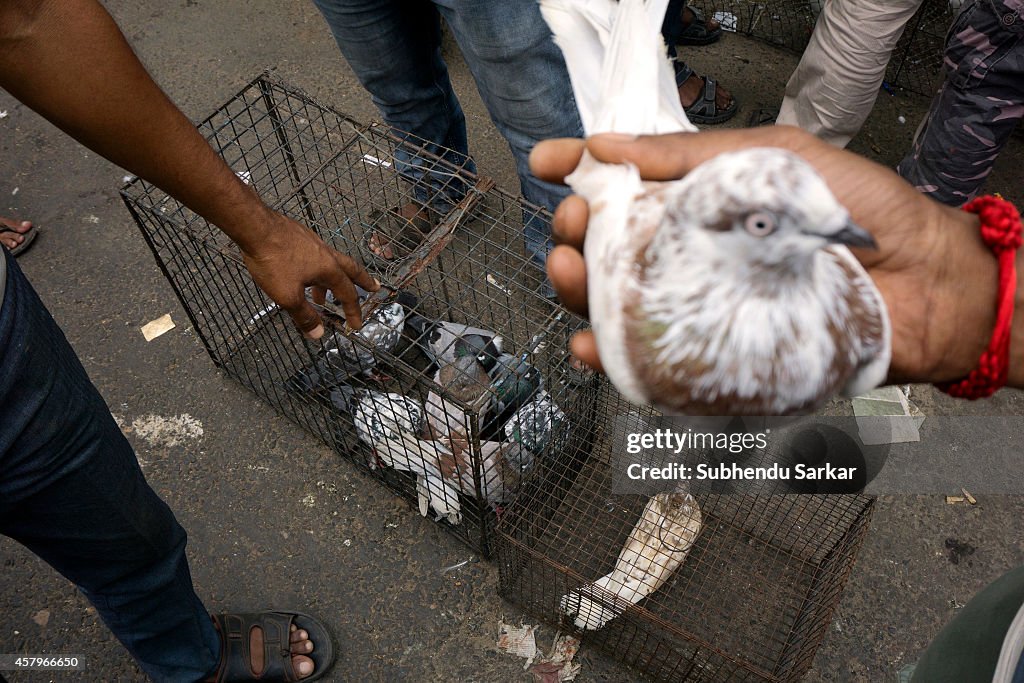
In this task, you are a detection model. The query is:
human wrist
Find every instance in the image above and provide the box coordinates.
[206,176,277,255]
[930,205,998,383]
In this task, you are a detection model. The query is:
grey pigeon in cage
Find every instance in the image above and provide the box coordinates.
[315,285,419,322]
[503,390,568,455]
[332,302,406,380]
[333,385,462,524]
[425,339,497,452]
[560,486,703,630]
[480,352,543,440]
[406,314,504,369]
[539,0,890,415]
[285,343,363,394]
[285,302,407,391]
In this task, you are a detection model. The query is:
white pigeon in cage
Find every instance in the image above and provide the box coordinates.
[335,386,462,524]
[560,486,702,630]
[539,0,890,415]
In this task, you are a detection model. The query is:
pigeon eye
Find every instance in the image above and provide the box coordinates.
[744,212,776,237]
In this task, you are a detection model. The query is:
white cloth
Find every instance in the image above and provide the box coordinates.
[777,0,925,148]
[993,599,1024,683]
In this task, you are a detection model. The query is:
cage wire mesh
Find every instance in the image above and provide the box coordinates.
[120,71,599,555]
[495,383,875,682]
[685,0,962,96]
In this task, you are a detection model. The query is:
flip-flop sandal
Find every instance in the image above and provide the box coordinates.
[360,203,434,270]
[678,5,722,46]
[747,107,778,127]
[0,222,38,257]
[676,62,738,125]
[209,611,335,682]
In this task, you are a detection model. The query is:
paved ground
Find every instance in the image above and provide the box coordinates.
[2,2,1024,682]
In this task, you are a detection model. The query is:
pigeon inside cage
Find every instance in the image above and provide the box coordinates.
[121,73,599,554]
[496,390,874,682]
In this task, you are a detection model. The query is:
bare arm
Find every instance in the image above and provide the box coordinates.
[0,0,377,335]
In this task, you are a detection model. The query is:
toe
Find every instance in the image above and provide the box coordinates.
[368,233,395,260]
[291,638,314,654]
[1,233,23,249]
[292,655,315,679]
[290,628,308,643]
[0,216,30,231]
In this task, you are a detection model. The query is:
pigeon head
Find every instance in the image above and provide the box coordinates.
[661,148,875,276]
[374,302,406,328]
[454,336,500,373]
[438,353,490,407]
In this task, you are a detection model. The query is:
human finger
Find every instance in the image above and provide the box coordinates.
[552,194,588,250]
[529,138,587,184]
[547,245,589,318]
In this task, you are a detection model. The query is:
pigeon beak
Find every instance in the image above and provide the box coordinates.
[826,221,877,249]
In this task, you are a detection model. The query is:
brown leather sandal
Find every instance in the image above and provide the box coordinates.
[361,202,436,268]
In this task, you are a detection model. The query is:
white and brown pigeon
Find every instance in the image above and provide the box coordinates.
[539,0,891,415]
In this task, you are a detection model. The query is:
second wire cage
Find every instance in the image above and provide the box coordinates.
[495,388,876,682]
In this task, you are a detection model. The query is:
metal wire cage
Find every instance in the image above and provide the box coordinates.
[495,383,875,682]
[120,72,598,555]
[687,0,959,96]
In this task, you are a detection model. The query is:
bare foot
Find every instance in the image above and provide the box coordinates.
[0,217,33,251]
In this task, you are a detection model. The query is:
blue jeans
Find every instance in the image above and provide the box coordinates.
[312,0,583,273]
[0,249,219,682]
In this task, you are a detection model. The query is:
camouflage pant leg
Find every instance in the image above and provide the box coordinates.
[897,0,1024,207]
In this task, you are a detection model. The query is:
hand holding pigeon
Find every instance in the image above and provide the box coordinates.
[532,127,1006,389]
[539,0,890,414]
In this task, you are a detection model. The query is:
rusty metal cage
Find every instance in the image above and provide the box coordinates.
[120,72,598,555]
[687,0,960,96]
[495,383,875,682]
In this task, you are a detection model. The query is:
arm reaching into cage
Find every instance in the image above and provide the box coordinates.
[560,488,703,631]
[0,0,378,337]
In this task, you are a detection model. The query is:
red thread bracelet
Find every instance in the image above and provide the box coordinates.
[936,195,1022,399]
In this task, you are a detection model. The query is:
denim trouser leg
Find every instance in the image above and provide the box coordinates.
[312,0,583,278]
[433,0,583,271]
[0,250,219,683]
[311,0,475,212]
